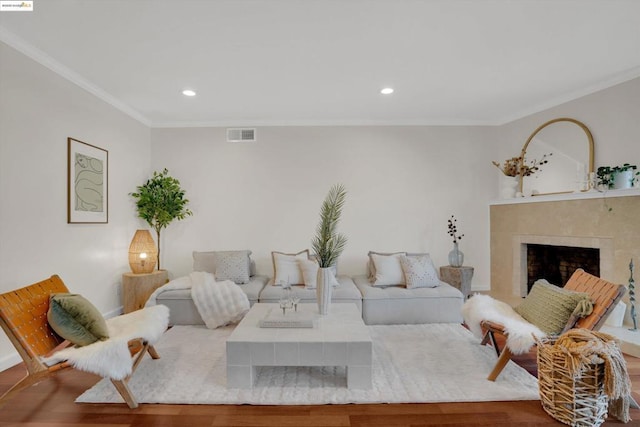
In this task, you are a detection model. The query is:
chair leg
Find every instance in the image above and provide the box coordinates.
[488,346,513,381]
[480,330,501,356]
[147,345,160,360]
[111,378,138,409]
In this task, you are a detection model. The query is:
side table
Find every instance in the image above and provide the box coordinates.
[439,266,474,300]
[122,270,169,313]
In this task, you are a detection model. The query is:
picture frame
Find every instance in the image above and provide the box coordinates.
[67,137,108,223]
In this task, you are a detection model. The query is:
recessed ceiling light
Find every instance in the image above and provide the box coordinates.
[380,87,394,95]
[182,89,196,97]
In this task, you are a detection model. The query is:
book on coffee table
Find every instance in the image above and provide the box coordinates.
[259,307,316,328]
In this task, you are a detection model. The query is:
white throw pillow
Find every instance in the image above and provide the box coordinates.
[370,252,405,286]
[298,259,340,289]
[272,250,309,285]
[368,251,406,281]
[399,254,441,288]
[298,258,319,289]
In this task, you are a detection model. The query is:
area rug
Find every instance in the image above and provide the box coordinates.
[76,323,539,405]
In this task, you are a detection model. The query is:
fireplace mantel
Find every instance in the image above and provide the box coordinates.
[490,188,640,206]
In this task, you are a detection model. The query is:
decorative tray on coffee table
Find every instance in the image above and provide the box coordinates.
[259,307,316,328]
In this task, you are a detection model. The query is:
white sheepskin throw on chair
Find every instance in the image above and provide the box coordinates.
[42,304,169,380]
[462,294,545,355]
[146,271,250,329]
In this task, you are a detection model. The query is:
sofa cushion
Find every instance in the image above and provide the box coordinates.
[370,252,406,286]
[367,251,406,280]
[399,254,441,289]
[272,250,309,286]
[193,250,252,284]
[514,279,593,335]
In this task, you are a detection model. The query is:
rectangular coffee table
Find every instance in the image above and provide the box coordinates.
[226,303,372,389]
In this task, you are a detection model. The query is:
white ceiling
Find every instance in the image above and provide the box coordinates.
[2,0,640,127]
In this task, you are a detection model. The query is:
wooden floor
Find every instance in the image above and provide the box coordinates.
[1,346,640,426]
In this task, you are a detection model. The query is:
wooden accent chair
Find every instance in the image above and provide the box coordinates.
[482,269,626,381]
[0,275,161,408]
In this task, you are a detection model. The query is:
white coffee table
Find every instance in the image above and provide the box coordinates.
[226,303,372,389]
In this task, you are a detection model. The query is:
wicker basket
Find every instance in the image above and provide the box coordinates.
[537,337,609,427]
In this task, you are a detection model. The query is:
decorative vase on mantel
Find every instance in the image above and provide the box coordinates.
[448,242,464,267]
[316,267,333,315]
[500,175,520,199]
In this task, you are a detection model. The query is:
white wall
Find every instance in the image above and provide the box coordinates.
[0,43,151,370]
[151,125,497,287]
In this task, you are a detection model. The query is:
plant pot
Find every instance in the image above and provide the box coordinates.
[316,267,333,315]
[613,170,634,189]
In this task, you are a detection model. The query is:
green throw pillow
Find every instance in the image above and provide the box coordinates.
[47,293,109,346]
[514,279,593,335]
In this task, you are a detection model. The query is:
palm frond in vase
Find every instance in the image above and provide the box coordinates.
[311,184,348,268]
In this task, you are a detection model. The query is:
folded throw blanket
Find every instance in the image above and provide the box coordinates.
[42,304,169,380]
[552,329,632,423]
[146,271,250,329]
[462,294,546,354]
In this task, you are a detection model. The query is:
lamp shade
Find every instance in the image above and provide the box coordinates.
[128,229,158,274]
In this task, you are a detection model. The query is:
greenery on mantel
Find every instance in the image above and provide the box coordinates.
[130,168,193,269]
[596,163,639,189]
[311,184,348,268]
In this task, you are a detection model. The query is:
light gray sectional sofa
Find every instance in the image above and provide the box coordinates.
[153,249,465,326]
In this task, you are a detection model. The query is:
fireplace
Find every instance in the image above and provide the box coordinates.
[526,244,600,292]
[512,234,614,298]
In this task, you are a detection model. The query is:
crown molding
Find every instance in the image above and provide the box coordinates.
[150,118,496,128]
[0,26,152,127]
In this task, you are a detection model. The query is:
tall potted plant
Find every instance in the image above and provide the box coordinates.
[311,184,347,315]
[130,168,193,269]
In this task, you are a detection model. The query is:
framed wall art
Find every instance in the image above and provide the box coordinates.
[67,137,108,223]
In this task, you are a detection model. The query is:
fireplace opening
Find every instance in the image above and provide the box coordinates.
[527,244,600,293]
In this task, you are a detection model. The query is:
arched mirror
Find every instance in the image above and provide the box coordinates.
[520,118,594,196]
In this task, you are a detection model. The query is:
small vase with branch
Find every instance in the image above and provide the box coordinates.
[447,215,465,267]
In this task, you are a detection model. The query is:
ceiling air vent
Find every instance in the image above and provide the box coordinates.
[227,128,257,142]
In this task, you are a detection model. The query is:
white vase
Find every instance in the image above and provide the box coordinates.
[500,175,519,199]
[316,267,333,315]
[613,170,634,189]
